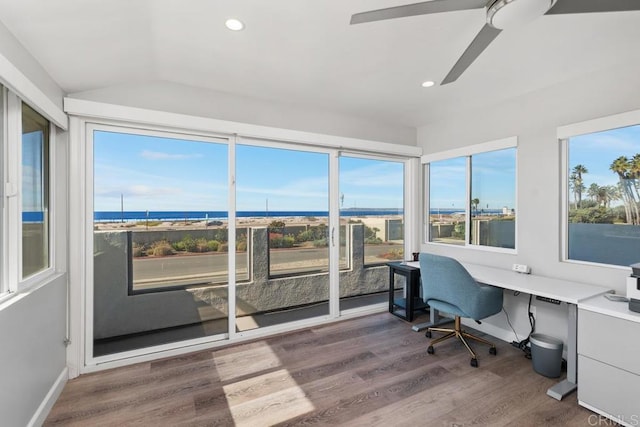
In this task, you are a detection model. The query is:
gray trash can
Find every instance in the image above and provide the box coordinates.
[530,333,563,378]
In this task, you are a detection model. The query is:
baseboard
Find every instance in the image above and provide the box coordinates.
[28,367,68,427]
[460,317,516,344]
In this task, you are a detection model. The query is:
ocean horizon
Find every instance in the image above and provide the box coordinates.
[21,208,504,223]
[89,207,503,222]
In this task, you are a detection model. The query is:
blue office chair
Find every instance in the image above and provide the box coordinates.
[419,252,503,367]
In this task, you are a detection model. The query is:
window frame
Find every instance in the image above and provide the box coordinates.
[422,136,518,253]
[559,109,640,269]
[0,90,57,300]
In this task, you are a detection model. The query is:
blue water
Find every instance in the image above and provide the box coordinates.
[93,209,405,222]
[22,208,504,223]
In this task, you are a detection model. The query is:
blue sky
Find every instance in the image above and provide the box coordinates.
[93,131,404,212]
[22,131,45,211]
[429,148,516,211]
[569,124,640,192]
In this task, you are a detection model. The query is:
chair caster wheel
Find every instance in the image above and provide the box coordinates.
[425,330,432,338]
[489,347,497,355]
[470,358,478,368]
[427,345,434,354]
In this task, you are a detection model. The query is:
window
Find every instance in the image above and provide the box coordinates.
[21,103,50,278]
[0,90,54,298]
[424,139,516,250]
[565,124,640,267]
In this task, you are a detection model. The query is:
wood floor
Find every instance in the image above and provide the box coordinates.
[45,313,601,426]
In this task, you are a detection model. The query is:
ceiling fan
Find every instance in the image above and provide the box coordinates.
[351,0,640,85]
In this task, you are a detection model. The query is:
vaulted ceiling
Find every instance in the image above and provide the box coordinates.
[1,0,639,128]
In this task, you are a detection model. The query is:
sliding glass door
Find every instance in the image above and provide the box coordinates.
[234,143,331,332]
[90,126,409,360]
[339,155,405,312]
[92,127,230,357]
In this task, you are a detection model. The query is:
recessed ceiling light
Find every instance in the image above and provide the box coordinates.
[225,18,244,31]
[421,81,435,88]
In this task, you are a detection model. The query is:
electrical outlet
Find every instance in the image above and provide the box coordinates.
[512,263,531,274]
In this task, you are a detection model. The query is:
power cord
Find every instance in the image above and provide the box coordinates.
[509,293,535,359]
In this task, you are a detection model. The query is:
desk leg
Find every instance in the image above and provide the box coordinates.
[547,303,577,400]
[388,268,395,314]
[411,307,452,332]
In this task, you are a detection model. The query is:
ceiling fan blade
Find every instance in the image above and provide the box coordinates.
[546,0,640,15]
[350,0,486,25]
[441,24,501,85]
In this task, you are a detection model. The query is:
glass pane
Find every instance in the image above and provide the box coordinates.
[235,144,329,332]
[429,157,466,245]
[339,156,404,312]
[93,130,229,356]
[568,125,640,266]
[22,103,49,278]
[470,148,516,249]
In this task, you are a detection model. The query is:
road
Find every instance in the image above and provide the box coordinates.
[132,244,400,288]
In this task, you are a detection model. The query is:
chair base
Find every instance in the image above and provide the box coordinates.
[426,316,497,366]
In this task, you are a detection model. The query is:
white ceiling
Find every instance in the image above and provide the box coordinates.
[1,0,639,128]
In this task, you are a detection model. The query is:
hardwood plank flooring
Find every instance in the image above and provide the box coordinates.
[45,313,600,426]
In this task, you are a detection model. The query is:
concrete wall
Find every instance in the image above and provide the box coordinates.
[68,80,416,146]
[418,60,640,345]
[94,224,389,339]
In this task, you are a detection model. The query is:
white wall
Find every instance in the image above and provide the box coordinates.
[0,276,68,426]
[418,61,640,344]
[68,80,417,146]
[0,21,64,111]
[0,19,68,426]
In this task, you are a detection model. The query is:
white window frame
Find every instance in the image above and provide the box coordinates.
[559,108,640,269]
[422,136,518,253]
[0,90,57,301]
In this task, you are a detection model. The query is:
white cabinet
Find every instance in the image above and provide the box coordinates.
[578,296,640,427]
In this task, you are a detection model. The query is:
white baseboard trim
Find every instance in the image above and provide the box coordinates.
[461,318,516,345]
[28,367,68,427]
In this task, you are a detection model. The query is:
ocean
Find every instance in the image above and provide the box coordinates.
[22,208,503,223]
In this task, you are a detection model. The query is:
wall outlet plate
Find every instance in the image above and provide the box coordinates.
[512,263,531,274]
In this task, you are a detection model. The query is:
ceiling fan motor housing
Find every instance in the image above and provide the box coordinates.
[486,0,557,30]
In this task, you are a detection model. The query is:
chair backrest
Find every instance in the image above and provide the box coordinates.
[419,252,498,320]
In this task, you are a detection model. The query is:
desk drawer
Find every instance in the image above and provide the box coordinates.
[578,308,640,376]
[578,355,640,427]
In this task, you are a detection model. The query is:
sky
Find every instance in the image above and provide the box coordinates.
[429,148,516,211]
[569,124,640,193]
[22,131,45,211]
[93,130,404,212]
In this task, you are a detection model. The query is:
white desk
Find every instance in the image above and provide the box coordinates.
[405,261,610,400]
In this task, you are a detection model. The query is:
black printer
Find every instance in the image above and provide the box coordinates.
[628,262,640,313]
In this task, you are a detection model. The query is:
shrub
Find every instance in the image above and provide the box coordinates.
[313,238,328,248]
[270,235,295,248]
[173,235,197,252]
[236,240,247,252]
[132,242,146,257]
[569,207,615,224]
[150,240,174,256]
[206,240,220,252]
[194,238,211,252]
[218,243,229,252]
[269,220,286,229]
[296,225,327,243]
[451,222,465,239]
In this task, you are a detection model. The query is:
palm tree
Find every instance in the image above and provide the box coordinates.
[587,183,600,203]
[610,156,638,224]
[572,164,588,208]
